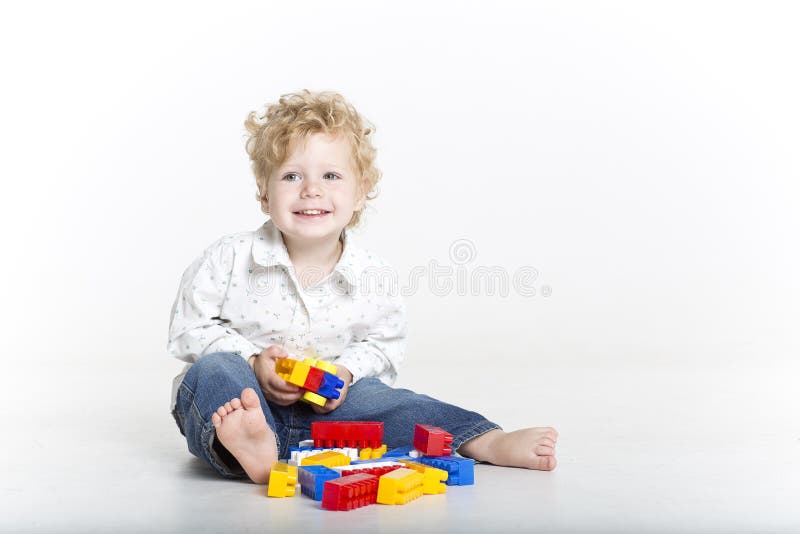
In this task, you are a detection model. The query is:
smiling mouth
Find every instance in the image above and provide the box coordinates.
[293,209,332,217]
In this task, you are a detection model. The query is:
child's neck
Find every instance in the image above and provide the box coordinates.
[282,233,343,288]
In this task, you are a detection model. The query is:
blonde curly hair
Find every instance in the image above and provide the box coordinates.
[244,90,381,228]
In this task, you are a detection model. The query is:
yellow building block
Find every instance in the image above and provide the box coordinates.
[275,358,311,388]
[300,451,351,468]
[301,390,327,407]
[399,460,448,494]
[303,357,338,375]
[376,468,424,505]
[359,444,388,460]
[267,462,298,497]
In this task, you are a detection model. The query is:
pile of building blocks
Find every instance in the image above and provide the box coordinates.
[311,421,383,449]
[267,422,475,510]
[275,358,345,407]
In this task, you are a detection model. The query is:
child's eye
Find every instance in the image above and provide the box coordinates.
[323,172,341,181]
[282,173,301,182]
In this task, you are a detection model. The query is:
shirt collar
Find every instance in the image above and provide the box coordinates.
[251,219,363,288]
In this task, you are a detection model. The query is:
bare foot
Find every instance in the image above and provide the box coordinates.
[211,387,278,484]
[458,427,558,471]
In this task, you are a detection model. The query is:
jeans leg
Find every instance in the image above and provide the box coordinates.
[292,378,501,451]
[172,352,283,478]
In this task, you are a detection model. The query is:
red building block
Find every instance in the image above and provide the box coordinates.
[413,424,453,456]
[312,421,384,449]
[303,366,325,392]
[344,465,403,478]
[321,473,379,511]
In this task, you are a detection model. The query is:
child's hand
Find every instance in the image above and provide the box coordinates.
[248,345,303,406]
[311,365,353,415]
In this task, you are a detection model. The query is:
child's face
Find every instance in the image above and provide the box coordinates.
[266,132,366,246]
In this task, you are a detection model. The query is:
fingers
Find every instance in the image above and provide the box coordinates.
[312,391,345,414]
[311,403,328,414]
[266,372,302,394]
[262,345,288,358]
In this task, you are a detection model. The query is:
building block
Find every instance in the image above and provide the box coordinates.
[321,473,379,511]
[275,358,344,406]
[334,461,404,478]
[302,366,325,392]
[288,446,358,465]
[398,460,448,494]
[376,468,424,505]
[312,421,384,449]
[267,462,298,497]
[349,457,407,465]
[383,445,420,458]
[298,465,340,501]
[349,465,403,478]
[316,372,345,399]
[275,358,344,405]
[416,456,475,485]
[413,424,453,456]
[301,451,351,468]
[275,358,311,388]
[301,390,328,407]
[301,362,344,399]
[304,357,338,375]
[333,461,402,472]
[359,444,387,460]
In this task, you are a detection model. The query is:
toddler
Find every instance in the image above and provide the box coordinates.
[167,90,558,483]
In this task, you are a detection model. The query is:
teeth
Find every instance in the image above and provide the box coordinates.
[299,210,325,215]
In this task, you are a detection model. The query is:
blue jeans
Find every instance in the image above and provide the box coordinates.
[172,352,501,478]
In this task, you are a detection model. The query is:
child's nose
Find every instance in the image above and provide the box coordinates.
[300,179,323,198]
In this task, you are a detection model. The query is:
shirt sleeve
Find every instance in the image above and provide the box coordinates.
[335,292,407,385]
[167,239,261,363]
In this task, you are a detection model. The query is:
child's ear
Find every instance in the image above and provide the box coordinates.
[353,182,367,211]
[354,193,366,212]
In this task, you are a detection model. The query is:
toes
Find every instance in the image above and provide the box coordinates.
[224,402,233,413]
[538,427,558,442]
[534,455,557,471]
[231,398,242,410]
[216,406,227,418]
[211,413,221,427]
[241,388,260,410]
[539,437,556,448]
[535,444,555,456]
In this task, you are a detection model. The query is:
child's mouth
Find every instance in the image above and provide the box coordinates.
[293,209,332,220]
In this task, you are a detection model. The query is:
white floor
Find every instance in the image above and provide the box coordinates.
[3,355,799,533]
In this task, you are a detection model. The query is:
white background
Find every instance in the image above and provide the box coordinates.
[1,2,799,531]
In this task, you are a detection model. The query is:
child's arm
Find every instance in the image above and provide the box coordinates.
[335,291,407,384]
[310,292,406,415]
[167,238,261,364]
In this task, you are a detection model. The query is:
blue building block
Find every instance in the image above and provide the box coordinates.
[416,456,475,485]
[298,465,340,500]
[316,372,345,399]
[383,445,416,458]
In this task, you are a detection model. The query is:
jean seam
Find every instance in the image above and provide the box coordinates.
[451,421,502,451]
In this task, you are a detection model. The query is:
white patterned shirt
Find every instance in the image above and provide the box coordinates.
[167,219,407,409]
